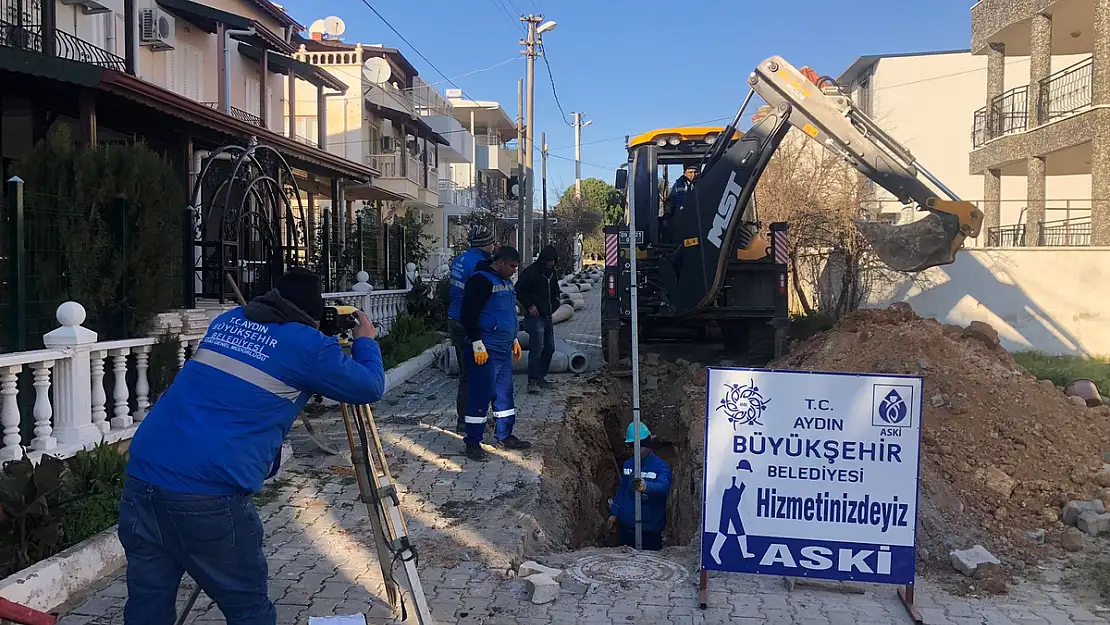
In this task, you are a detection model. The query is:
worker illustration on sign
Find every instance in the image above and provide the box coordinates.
[709,459,756,564]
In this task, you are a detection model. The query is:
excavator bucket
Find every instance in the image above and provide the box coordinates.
[855,199,984,273]
[854,211,964,273]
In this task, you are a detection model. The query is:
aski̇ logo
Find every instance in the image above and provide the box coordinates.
[759,543,893,575]
[872,384,913,428]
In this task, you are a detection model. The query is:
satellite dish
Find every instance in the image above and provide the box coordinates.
[323,16,346,37]
[308,19,327,35]
[362,57,392,84]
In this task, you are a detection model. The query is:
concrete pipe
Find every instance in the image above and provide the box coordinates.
[552,303,574,324]
[577,282,593,292]
[560,284,580,294]
[439,345,570,375]
[553,338,589,374]
[570,298,586,311]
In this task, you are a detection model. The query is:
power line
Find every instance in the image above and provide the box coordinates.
[538,44,573,126]
[547,151,613,172]
[356,0,479,102]
[489,0,525,33]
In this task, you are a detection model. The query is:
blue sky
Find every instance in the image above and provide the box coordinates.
[277,0,974,203]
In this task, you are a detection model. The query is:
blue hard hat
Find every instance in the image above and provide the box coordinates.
[736,459,753,472]
[625,422,652,443]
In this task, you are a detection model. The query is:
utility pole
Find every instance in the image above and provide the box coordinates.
[572,112,591,199]
[520,14,556,262]
[516,79,525,253]
[541,132,548,245]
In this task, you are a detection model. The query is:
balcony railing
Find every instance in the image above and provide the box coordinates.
[0,20,126,71]
[438,179,475,207]
[1039,57,1093,123]
[1040,216,1091,246]
[200,102,263,127]
[972,85,1028,147]
[986,223,1026,248]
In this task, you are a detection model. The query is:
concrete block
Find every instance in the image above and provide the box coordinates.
[1077,510,1110,536]
[523,573,559,605]
[518,560,563,581]
[950,545,1000,577]
[1062,499,1105,526]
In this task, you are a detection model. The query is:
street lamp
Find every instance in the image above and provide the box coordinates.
[537,20,557,35]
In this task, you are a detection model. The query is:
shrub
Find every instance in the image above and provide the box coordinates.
[1013,351,1110,396]
[405,277,450,332]
[0,443,128,577]
[378,314,443,370]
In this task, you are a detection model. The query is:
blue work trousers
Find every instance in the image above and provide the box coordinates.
[463,347,515,446]
[524,315,555,382]
[118,477,273,625]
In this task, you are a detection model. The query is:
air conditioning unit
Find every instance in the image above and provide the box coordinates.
[139,8,176,51]
[380,136,397,152]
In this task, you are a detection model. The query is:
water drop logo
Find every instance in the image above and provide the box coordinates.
[878,389,908,424]
[716,379,770,429]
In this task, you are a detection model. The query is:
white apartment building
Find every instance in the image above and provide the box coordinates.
[837,48,1090,247]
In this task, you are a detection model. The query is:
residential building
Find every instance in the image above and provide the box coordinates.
[289,32,450,275]
[441,90,518,253]
[969,0,1104,246]
[837,46,1090,246]
[0,0,373,301]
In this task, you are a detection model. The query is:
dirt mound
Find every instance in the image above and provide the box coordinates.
[773,305,1110,570]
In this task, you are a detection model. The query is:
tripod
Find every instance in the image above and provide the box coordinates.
[174,400,434,624]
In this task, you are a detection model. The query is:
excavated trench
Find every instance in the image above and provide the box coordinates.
[536,364,706,553]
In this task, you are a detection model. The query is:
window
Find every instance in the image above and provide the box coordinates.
[856,67,874,116]
[245,74,261,117]
[166,43,204,101]
[294,116,318,143]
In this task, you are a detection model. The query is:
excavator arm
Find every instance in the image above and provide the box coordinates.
[665,56,982,317]
[750,56,983,272]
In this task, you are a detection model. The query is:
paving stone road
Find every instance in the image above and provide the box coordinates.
[54,286,1110,625]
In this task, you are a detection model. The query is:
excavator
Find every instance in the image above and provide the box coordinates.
[601,55,984,362]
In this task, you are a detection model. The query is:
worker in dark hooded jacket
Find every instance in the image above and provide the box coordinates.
[515,245,560,393]
[121,268,385,625]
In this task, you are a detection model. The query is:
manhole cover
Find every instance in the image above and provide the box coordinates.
[566,552,689,586]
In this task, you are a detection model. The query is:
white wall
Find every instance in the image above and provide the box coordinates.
[866,248,1110,355]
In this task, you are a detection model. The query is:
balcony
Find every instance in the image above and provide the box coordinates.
[438,179,475,210]
[0,19,126,72]
[200,102,263,127]
[984,201,1093,247]
[476,135,512,177]
[1038,57,1092,123]
[972,85,1028,148]
[368,152,437,205]
[366,82,415,116]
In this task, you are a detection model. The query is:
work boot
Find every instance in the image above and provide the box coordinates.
[527,380,542,394]
[464,445,489,462]
[537,378,554,389]
[496,435,532,450]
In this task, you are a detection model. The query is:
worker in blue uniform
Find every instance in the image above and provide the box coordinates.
[121,268,385,625]
[459,246,531,461]
[608,422,673,550]
[447,225,497,433]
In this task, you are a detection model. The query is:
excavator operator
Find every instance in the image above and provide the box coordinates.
[662,165,697,244]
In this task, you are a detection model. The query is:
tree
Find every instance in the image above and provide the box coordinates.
[755,130,921,320]
[552,178,614,263]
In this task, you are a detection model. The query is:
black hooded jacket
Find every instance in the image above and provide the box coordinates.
[516,246,561,317]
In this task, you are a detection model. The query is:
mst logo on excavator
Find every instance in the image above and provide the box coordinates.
[707,170,745,248]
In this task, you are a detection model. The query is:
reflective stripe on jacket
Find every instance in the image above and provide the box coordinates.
[609,452,672,533]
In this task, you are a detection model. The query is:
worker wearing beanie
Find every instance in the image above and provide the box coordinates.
[459,246,531,461]
[447,225,497,434]
[122,267,386,625]
[608,422,672,550]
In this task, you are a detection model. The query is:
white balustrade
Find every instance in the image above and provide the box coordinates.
[90,350,109,434]
[31,361,57,452]
[0,349,68,462]
[323,285,411,337]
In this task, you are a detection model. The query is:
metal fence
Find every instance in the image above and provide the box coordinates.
[0,0,126,71]
[1039,56,1093,123]
[972,85,1029,147]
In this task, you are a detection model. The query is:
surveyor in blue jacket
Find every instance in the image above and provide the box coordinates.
[447,225,497,434]
[121,268,385,625]
[608,422,673,550]
[459,246,530,461]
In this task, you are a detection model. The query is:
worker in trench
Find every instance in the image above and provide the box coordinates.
[459,245,533,461]
[447,225,498,434]
[608,422,673,550]
[119,268,386,625]
[515,244,560,393]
